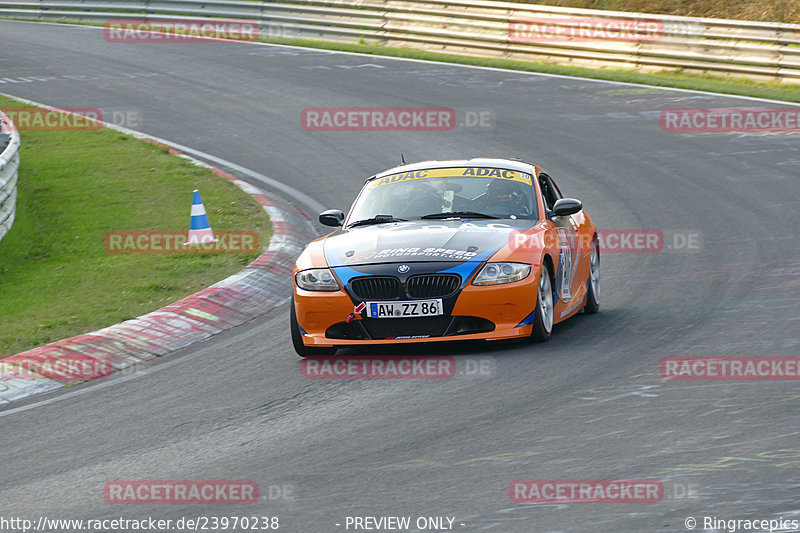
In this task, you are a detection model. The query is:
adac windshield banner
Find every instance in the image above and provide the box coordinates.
[367,167,533,190]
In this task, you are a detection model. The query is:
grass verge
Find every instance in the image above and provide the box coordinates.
[0,95,272,356]
[509,0,800,25]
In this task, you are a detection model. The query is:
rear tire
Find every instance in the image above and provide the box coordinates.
[584,237,600,314]
[291,296,336,357]
[531,263,554,342]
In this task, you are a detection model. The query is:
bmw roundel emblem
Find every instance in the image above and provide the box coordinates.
[398,264,410,273]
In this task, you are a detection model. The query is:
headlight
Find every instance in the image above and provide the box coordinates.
[295,268,341,291]
[472,262,531,286]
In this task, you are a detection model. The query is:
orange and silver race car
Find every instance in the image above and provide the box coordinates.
[290,158,599,356]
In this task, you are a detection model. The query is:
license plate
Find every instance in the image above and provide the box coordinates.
[366,299,443,318]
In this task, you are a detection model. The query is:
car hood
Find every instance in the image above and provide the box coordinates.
[323,219,533,267]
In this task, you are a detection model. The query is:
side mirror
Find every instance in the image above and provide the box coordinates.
[319,209,345,227]
[552,198,582,217]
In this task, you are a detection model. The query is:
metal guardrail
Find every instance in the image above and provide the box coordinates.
[0,110,20,244]
[0,0,799,82]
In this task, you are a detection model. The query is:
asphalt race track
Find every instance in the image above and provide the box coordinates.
[1,20,799,532]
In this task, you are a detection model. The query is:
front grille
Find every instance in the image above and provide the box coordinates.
[406,274,461,298]
[361,316,453,339]
[350,276,401,300]
[325,316,496,340]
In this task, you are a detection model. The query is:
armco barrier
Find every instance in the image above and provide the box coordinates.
[0,110,19,244]
[0,0,799,83]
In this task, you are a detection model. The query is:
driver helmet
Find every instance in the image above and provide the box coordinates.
[486,179,523,203]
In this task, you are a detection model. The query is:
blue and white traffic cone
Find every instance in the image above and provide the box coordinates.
[184,189,217,245]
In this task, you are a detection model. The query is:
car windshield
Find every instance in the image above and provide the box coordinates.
[347,167,538,225]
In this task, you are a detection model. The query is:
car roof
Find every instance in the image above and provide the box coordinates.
[369,158,537,180]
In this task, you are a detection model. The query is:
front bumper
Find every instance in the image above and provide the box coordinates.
[294,271,539,347]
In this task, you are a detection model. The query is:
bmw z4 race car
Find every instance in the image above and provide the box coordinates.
[291,158,599,356]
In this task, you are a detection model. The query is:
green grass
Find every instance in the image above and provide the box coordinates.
[0,96,272,356]
[509,0,800,25]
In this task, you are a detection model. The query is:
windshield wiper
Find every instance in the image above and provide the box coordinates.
[421,211,499,219]
[347,215,407,228]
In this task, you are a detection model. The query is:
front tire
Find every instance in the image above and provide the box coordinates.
[290,296,336,357]
[584,237,600,314]
[531,263,554,342]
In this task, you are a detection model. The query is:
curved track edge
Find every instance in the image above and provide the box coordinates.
[0,95,317,406]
